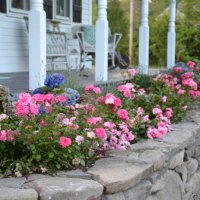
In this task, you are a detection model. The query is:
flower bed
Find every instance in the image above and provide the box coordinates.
[0,61,200,177]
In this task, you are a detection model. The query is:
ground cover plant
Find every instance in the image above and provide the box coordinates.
[1,61,200,177]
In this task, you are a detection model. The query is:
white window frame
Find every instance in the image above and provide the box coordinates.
[53,0,72,23]
[7,0,30,16]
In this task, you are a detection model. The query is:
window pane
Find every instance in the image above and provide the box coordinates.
[56,0,70,18]
[11,0,30,11]
[73,0,82,23]
[44,0,53,19]
[0,0,6,13]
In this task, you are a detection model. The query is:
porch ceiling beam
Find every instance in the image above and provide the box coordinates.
[95,0,108,82]
[167,0,176,69]
[29,0,46,90]
[139,0,149,74]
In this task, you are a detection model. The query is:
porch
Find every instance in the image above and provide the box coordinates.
[0,68,162,93]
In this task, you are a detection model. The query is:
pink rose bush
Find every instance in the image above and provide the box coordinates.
[1,62,200,176]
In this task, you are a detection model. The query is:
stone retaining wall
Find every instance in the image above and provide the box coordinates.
[1,106,200,200]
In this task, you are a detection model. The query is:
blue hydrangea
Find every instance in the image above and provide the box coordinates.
[32,88,45,94]
[44,73,65,89]
[65,88,80,106]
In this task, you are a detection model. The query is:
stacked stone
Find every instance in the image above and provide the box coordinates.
[0,85,14,115]
[1,106,200,199]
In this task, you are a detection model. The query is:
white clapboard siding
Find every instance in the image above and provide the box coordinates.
[0,0,92,73]
[0,12,29,73]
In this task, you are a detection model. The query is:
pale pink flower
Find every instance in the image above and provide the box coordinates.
[143,115,149,122]
[0,114,8,122]
[87,131,96,139]
[152,108,162,115]
[182,105,188,111]
[62,118,73,126]
[162,96,167,103]
[59,136,72,148]
[138,88,145,95]
[177,89,185,95]
[104,122,115,129]
[137,107,144,116]
[117,109,129,121]
[87,117,102,125]
[75,135,84,145]
[128,68,136,76]
[95,128,107,140]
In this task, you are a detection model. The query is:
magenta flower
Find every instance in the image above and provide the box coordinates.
[59,136,72,148]
[117,109,129,121]
[95,128,107,140]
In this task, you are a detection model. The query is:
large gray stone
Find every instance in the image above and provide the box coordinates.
[168,150,185,169]
[124,180,152,200]
[162,124,197,148]
[0,188,38,200]
[186,159,198,181]
[0,177,26,188]
[175,164,187,185]
[102,193,125,200]
[150,170,184,200]
[87,157,153,194]
[139,150,165,171]
[24,177,103,200]
[186,170,200,196]
[56,169,92,180]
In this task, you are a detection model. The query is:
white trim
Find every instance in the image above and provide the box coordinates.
[6,0,30,17]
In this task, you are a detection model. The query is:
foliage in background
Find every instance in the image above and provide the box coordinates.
[93,0,200,67]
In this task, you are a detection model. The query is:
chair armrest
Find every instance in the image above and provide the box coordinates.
[109,33,122,50]
[76,31,85,51]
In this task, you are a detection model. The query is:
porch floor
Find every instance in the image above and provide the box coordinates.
[0,68,162,94]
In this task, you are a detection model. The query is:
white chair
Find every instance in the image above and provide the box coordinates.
[72,25,122,70]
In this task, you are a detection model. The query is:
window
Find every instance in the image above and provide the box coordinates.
[10,0,29,10]
[73,0,82,23]
[55,0,70,19]
[0,0,6,13]
[44,0,53,19]
[7,0,30,15]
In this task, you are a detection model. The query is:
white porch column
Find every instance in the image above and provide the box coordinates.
[29,0,46,90]
[95,0,108,82]
[167,0,176,69]
[138,0,149,74]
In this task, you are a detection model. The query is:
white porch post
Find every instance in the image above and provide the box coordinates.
[167,0,176,69]
[29,0,46,90]
[95,0,108,82]
[138,0,149,74]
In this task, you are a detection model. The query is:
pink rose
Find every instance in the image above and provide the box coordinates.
[95,128,107,140]
[128,68,136,76]
[59,136,72,148]
[117,109,129,121]
[177,89,185,95]
[162,96,167,103]
[16,103,29,116]
[0,130,7,141]
[29,103,39,116]
[152,108,162,115]
[56,95,66,103]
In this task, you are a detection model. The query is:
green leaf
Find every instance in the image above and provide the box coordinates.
[35,154,41,161]
[48,152,54,159]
